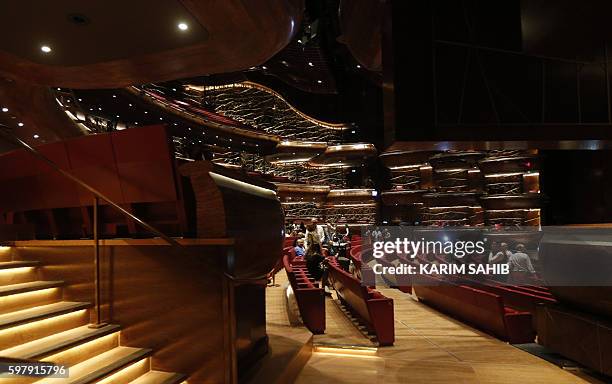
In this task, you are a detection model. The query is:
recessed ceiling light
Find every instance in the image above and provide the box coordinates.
[262,66,267,70]
[178,22,189,31]
[356,64,361,69]
[17,122,24,127]
[41,45,52,53]
[144,111,148,114]
[116,115,120,118]
[1,107,7,112]
[308,62,314,67]
[78,98,82,102]
[317,80,323,84]
[33,134,39,139]
[112,95,117,98]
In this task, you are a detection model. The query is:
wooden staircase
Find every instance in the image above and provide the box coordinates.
[0,247,188,384]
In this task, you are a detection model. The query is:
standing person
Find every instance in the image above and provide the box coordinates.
[489,242,511,264]
[305,218,325,249]
[489,242,512,282]
[305,243,328,290]
[509,244,536,273]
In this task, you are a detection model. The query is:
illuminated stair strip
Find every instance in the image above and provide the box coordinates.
[0,281,64,297]
[35,346,152,384]
[0,324,120,360]
[0,261,40,270]
[128,371,188,384]
[0,301,90,330]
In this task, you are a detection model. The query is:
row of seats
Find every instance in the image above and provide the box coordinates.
[282,251,325,334]
[327,259,395,346]
[413,275,535,343]
[350,244,551,344]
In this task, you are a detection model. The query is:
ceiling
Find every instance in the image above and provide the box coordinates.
[0,0,304,88]
[0,1,208,66]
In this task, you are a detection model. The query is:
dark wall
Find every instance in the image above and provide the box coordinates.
[388,0,612,143]
[541,150,612,224]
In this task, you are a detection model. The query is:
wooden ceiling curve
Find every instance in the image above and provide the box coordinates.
[0,0,304,88]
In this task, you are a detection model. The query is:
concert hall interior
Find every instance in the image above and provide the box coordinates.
[0,1,612,383]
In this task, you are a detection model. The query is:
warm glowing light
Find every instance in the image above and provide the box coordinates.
[40,45,52,53]
[1,107,7,112]
[0,309,87,340]
[17,122,24,127]
[33,134,40,139]
[95,358,149,384]
[177,22,189,31]
[0,266,34,276]
[42,332,118,365]
[314,345,378,359]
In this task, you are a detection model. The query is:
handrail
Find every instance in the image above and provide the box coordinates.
[0,124,180,247]
[0,124,183,327]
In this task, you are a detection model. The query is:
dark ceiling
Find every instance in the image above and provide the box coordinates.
[0,1,208,66]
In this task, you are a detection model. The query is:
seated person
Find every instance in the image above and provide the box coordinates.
[294,239,306,257]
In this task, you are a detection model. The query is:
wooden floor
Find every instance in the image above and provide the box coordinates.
[294,286,605,384]
[243,272,312,384]
[312,294,375,347]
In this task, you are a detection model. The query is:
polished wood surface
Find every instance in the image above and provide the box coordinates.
[179,160,284,279]
[0,78,84,145]
[11,242,231,383]
[0,1,304,88]
[296,287,603,384]
[339,0,382,72]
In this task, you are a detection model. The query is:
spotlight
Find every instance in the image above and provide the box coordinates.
[178,22,189,31]
[40,45,52,53]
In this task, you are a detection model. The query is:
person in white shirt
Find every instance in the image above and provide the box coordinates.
[305,219,325,249]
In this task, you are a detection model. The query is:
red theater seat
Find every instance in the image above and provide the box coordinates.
[283,255,325,334]
[327,262,395,346]
[413,276,535,343]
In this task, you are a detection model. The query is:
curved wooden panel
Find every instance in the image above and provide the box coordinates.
[179,161,284,279]
[308,143,377,167]
[0,0,304,88]
[0,78,84,145]
[379,150,440,169]
[339,0,383,71]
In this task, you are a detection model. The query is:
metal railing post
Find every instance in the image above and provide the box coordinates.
[89,196,106,328]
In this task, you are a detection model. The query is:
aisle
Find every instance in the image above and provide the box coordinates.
[295,287,604,384]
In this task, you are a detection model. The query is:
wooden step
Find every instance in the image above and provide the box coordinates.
[0,284,62,316]
[0,302,91,350]
[129,371,188,384]
[0,301,90,330]
[0,261,40,286]
[36,347,153,384]
[0,324,120,360]
[0,281,63,297]
[0,260,40,270]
